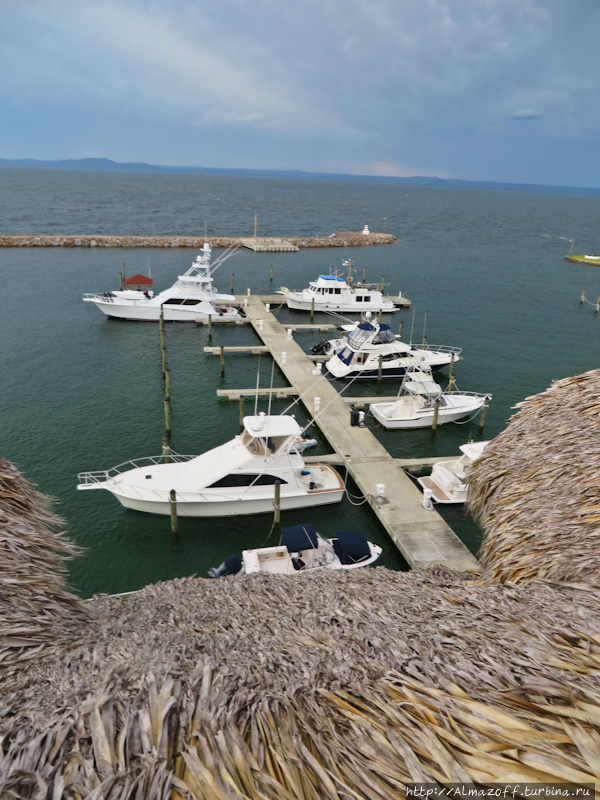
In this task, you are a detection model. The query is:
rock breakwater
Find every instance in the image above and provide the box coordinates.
[0,231,397,248]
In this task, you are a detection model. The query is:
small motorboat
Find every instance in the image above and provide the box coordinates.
[83,243,241,322]
[417,441,490,503]
[208,523,382,577]
[278,267,397,313]
[370,366,491,429]
[77,413,344,516]
[325,321,461,379]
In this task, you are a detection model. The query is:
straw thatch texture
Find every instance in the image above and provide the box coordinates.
[467,368,600,585]
[0,457,86,676]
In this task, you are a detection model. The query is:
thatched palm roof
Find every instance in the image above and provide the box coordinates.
[3,438,600,798]
[468,368,600,585]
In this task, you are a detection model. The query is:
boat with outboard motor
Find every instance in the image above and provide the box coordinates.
[325,321,462,379]
[278,270,397,313]
[417,441,490,504]
[83,243,241,322]
[208,523,382,577]
[77,413,344,516]
[370,366,491,429]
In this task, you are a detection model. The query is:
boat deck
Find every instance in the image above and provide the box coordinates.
[233,296,479,571]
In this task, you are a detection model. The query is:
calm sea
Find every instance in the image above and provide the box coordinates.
[1,168,599,596]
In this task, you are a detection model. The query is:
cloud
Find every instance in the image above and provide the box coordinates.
[510,108,542,119]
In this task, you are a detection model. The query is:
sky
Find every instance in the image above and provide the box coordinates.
[1,0,599,186]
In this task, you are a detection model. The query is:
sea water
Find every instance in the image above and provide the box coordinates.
[1,168,599,596]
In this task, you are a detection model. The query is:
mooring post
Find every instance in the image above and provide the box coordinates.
[208,313,212,340]
[119,263,125,291]
[311,296,315,323]
[596,296,600,314]
[169,489,178,534]
[377,308,383,324]
[231,273,235,293]
[447,353,456,391]
[580,288,587,305]
[165,368,171,400]
[161,347,167,376]
[399,321,404,340]
[362,266,367,282]
[270,264,273,282]
[378,355,383,382]
[162,437,170,463]
[239,395,245,430]
[479,397,490,432]
[432,399,440,431]
[380,275,385,293]
[273,481,281,528]
[159,305,164,330]
[164,397,171,434]
[220,346,225,377]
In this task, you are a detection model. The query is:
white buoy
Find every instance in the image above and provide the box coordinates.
[314,396,321,412]
[422,488,434,510]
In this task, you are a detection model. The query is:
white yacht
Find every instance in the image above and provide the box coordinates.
[278,272,397,313]
[370,367,491,429]
[326,321,461,379]
[208,524,382,577]
[77,413,344,516]
[83,243,241,322]
[417,441,490,504]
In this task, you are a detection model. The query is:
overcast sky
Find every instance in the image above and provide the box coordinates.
[1,0,599,186]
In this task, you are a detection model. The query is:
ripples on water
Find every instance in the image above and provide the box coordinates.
[1,168,599,596]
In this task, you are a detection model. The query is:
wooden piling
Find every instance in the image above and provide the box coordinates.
[479,396,490,432]
[220,346,225,377]
[580,288,587,305]
[208,313,212,340]
[119,263,125,291]
[422,335,427,349]
[362,266,367,282]
[432,399,440,431]
[231,274,235,293]
[169,489,178,534]
[239,395,245,430]
[159,306,164,330]
[164,397,171,434]
[162,437,170,463]
[399,321,404,340]
[378,355,383,382]
[161,347,167,376]
[380,276,385,293]
[165,369,171,401]
[377,308,383,324]
[595,296,600,314]
[273,481,281,527]
[311,296,315,323]
[270,264,273,282]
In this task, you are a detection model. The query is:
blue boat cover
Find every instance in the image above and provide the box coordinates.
[282,523,319,552]
[224,554,243,575]
[319,274,344,281]
[333,530,371,565]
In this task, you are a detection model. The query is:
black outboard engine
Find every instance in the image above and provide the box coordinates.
[310,339,330,355]
[208,553,243,579]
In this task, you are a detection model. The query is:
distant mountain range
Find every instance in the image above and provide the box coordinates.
[1,157,599,197]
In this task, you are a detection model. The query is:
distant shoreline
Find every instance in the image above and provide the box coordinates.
[2,157,600,197]
[0,232,398,248]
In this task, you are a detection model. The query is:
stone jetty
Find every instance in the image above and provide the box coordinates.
[0,231,397,248]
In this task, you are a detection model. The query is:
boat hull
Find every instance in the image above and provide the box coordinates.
[327,362,447,379]
[86,300,240,322]
[285,295,396,313]
[108,486,345,516]
[370,398,486,429]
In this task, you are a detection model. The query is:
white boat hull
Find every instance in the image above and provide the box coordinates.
[87,299,239,322]
[370,396,487,429]
[285,294,395,313]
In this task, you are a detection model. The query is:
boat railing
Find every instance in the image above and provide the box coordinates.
[77,452,197,486]
[412,344,463,355]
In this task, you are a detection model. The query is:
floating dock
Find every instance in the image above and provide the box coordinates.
[217,296,479,572]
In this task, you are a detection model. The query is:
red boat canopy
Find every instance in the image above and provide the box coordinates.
[124,273,154,287]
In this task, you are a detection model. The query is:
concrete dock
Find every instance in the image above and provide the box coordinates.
[226,296,479,572]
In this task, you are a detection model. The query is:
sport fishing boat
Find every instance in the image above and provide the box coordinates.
[278,271,397,313]
[77,413,344,516]
[417,441,490,504]
[325,321,462,379]
[208,523,382,577]
[370,366,491,429]
[82,243,241,322]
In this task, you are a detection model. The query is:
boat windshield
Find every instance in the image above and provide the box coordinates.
[347,325,375,349]
[242,430,290,456]
[373,327,395,344]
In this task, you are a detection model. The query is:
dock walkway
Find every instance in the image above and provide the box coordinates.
[238,296,479,571]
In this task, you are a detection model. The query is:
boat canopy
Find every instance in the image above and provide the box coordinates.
[242,414,301,439]
[318,275,345,282]
[124,273,153,286]
[403,377,443,397]
[333,530,370,565]
[282,524,319,552]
